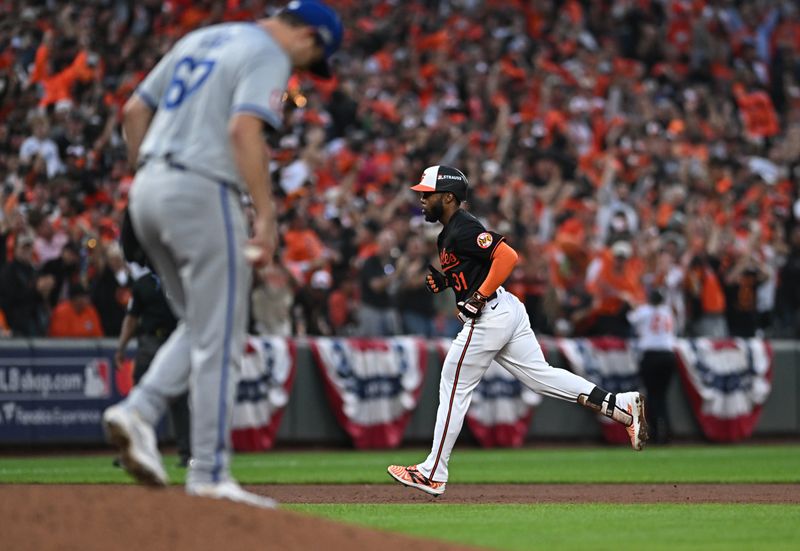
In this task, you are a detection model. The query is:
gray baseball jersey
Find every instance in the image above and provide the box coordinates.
[136,23,290,190]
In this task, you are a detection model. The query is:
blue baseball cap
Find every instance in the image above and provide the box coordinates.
[282,0,343,79]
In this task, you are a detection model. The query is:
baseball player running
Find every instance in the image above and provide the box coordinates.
[388,166,648,496]
[102,1,342,508]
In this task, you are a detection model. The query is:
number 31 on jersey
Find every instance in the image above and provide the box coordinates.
[451,271,467,291]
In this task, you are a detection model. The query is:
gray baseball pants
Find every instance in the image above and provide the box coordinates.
[123,162,250,485]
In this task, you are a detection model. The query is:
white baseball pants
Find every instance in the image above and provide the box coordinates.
[418,287,595,483]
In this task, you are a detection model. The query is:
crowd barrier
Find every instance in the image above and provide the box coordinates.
[0,337,797,446]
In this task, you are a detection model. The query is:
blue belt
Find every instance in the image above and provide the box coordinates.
[139,154,240,193]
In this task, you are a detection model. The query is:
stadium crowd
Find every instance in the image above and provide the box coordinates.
[1,0,799,341]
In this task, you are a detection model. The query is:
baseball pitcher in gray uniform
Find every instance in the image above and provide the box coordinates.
[103,1,342,508]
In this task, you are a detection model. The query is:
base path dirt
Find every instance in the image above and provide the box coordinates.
[248,483,800,504]
[3,484,797,551]
[1,485,474,551]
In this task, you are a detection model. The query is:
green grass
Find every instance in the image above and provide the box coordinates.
[289,503,800,551]
[0,444,798,484]
[2,445,798,550]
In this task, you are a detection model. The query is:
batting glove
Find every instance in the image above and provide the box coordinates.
[457,291,488,319]
[425,264,450,294]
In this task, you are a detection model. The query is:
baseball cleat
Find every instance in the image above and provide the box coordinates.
[616,392,648,451]
[102,405,169,487]
[187,481,278,509]
[387,465,446,496]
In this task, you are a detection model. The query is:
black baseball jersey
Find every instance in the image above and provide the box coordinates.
[437,209,505,304]
[128,273,177,338]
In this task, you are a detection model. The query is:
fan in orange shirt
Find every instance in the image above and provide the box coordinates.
[29,31,98,109]
[684,255,728,337]
[587,241,645,337]
[48,283,104,338]
[735,86,780,139]
[282,210,326,282]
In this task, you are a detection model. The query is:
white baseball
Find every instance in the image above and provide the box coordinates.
[243,244,262,262]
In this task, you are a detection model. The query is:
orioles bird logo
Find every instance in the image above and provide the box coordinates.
[476,232,493,249]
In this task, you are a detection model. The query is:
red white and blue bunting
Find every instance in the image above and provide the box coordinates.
[557,336,641,445]
[231,336,296,451]
[674,338,772,442]
[467,360,543,447]
[310,337,427,448]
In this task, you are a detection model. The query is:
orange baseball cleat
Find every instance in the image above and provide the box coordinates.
[387,464,446,496]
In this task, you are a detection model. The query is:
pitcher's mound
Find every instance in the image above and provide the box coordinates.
[2,485,470,551]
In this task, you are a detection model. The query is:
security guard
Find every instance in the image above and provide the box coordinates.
[115,270,190,466]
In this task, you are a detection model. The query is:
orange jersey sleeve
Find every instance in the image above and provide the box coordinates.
[477,242,518,297]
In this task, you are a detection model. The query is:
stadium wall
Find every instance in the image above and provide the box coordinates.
[278,338,799,444]
[0,338,797,445]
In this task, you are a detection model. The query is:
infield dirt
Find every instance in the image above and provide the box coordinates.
[249,482,800,504]
[3,483,797,550]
